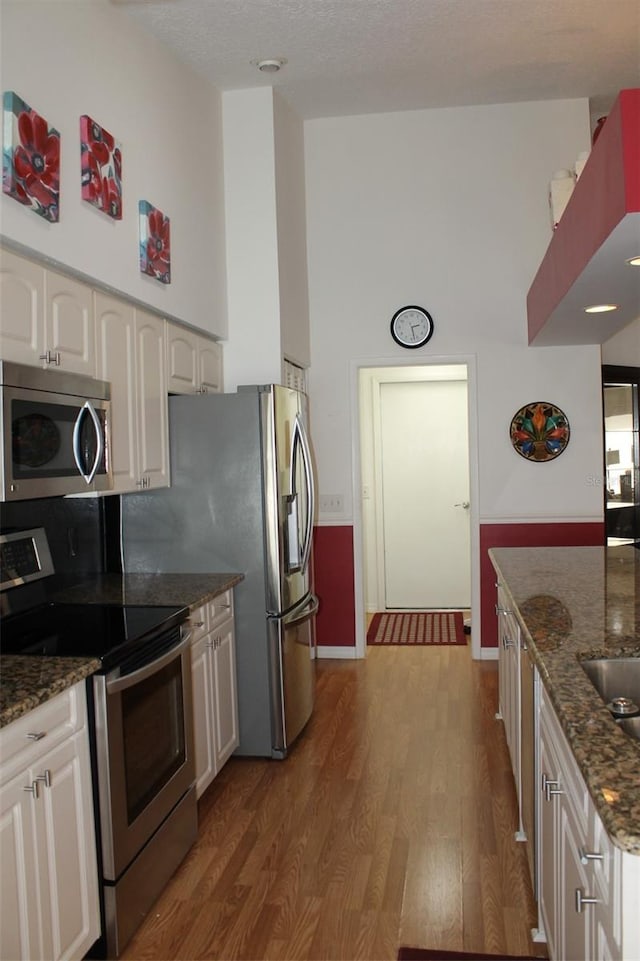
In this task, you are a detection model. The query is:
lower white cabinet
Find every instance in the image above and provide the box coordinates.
[496,585,525,839]
[189,591,239,798]
[0,682,100,961]
[538,682,640,961]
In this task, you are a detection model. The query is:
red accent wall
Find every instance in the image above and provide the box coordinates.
[313,526,356,647]
[312,521,605,652]
[479,521,605,649]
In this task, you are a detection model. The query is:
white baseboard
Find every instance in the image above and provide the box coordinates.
[316,645,360,660]
[479,647,499,661]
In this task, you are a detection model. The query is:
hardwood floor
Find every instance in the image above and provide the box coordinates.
[121,644,546,961]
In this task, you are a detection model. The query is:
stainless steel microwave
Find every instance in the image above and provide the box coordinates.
[0,360,113,501]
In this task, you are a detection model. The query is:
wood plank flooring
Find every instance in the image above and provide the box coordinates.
[121,644,547,961]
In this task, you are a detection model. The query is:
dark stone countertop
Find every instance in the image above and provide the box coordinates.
[489,544,640,855]
[0,572,243,730]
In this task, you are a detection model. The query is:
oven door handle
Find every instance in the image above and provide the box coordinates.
[105,631,192,694]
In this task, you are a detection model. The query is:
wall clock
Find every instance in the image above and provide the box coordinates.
[390,305,434,349]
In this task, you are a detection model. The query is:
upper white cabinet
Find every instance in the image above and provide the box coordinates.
[0,683,101,961]
[166,321,222,395]
[0,250,94,375]
[95,292,169,493]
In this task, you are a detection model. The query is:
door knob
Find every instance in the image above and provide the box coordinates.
[454,501,470,509]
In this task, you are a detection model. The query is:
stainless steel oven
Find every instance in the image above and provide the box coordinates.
[0,360,112,501]
[0,527,197,959]
[91,623,197,957]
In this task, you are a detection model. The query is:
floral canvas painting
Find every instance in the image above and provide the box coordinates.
[80,115,122,219]
[139,200,171,284]
[2,91,60,222]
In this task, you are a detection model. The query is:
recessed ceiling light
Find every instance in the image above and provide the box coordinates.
[626,256,640,267]
[252,58,287,73]
[584,304,619,313]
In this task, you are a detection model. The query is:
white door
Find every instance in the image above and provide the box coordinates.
[380,379,470,608]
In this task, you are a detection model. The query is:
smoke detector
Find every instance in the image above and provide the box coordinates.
[252,58,287,73]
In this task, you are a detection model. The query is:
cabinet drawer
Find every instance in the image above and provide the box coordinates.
[208,590,233,629]
[187,604,209,642]
[0,684,84,786]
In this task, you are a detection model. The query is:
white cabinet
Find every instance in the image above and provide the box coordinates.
[0,683,100,961]
[538,682,640,961]
[95,292,169,493]
[166,322,222,395]
[189,590,239,798]
[0,251,94,375]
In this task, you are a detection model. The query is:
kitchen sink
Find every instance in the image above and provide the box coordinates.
[580,657,640,739]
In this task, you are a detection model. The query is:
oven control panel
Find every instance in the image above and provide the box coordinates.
[0,527,54,591]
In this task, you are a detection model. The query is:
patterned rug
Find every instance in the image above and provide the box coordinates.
[367,611,466,646]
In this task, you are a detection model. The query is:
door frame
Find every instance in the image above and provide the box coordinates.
[350,353,481,659]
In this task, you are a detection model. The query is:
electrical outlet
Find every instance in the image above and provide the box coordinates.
[319,494,344,513]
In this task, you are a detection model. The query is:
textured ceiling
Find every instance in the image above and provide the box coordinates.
[113,0,640,121]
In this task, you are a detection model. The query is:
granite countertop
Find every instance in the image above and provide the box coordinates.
[50,572,244,610]
[0,571,243,730]
[489,544,640,855]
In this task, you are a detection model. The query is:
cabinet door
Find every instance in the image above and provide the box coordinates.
[135,310,169,490]
[95,292,139,492]
[0,773,41,961]
[166,324,198,394]
[197,337,222,393]
[191,634,216,799]
[559,801,592,961]
[211,618,239,770]
[0,248,43,366]
[44,271,95,376]
[32,732,100,961]
[539,712,559,958]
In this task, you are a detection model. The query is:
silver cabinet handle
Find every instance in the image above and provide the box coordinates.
[191,620,205,628]
[39,350,61,366]
[579,846,604,864]
[24,781,39,799]
[35,770,51,788]
[502,635,514,649]
[26,732,46,741]
[575,888,600,913]
[542,773,562,801]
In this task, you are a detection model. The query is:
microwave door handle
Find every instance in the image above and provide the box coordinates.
[72,401,104,485]
[293,414,315,574]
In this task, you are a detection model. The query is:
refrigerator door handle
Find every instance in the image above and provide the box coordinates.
[285,593,319,627]
[292,413,315,576]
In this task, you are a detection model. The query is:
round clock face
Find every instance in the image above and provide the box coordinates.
[390,305,434,348]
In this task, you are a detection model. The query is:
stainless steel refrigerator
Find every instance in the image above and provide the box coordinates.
[121,384,318,758]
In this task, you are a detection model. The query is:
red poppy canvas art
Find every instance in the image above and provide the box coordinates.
[80,114,122,219]
[139,200,171,284]
[2,91,60,222]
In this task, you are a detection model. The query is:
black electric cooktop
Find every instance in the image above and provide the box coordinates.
[0,602,188,670]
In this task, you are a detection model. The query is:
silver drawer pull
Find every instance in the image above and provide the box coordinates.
[36,770,51,788]
[191,620,205,628]
[24,781,39,799]
[579,846,603,864]
[26,732,46,741]
[575,888,600,913]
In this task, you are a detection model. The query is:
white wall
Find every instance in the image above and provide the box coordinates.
[305,99,604,524]
[274,94,311,370]
[602,319,640,366]
[0,0,226,336]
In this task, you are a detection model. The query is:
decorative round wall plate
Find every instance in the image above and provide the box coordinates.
[509,402,570,462]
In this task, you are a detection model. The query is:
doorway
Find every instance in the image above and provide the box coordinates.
[602,365,640,545]
[354,359,479,658]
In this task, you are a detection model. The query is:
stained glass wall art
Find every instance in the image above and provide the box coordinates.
[509,401,570,462]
